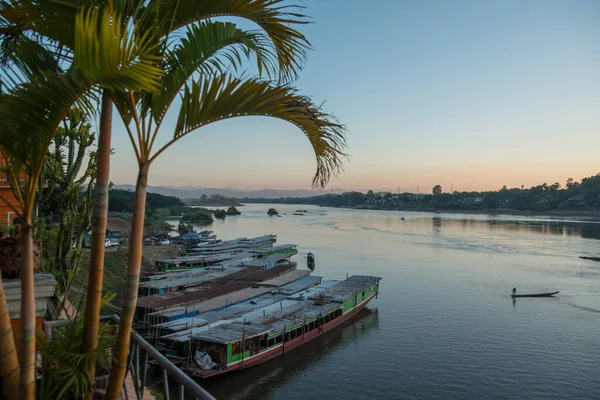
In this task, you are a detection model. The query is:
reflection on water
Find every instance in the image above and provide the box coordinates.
[418,215,600,240]
[432,216,442,234]
[201,308,379,400]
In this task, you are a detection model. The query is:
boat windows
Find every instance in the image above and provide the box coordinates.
[231,341,241,356]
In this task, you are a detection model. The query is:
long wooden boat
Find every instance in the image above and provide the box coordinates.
[580,256,600,262]
[182,275,381,378]
[511,291,559,298]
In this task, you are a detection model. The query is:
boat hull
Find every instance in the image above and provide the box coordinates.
[511,291,559,298]
[192,291,378,378]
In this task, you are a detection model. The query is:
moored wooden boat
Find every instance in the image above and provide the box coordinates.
[511,291,559,298]
[183,275,381,378]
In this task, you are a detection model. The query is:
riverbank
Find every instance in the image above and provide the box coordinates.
[79,244,180,297]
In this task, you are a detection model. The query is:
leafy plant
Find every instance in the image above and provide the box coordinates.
[36,295,116,400]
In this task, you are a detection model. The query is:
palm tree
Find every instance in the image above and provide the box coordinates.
[0,2,155,388]
[0,3,163,398]
[104,1,347,396]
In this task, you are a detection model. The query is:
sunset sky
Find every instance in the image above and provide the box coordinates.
[109,0,600,193]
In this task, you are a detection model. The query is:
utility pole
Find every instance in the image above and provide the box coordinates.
[397,186,399,194]
[451,184,453,193]
[417,186,419,195]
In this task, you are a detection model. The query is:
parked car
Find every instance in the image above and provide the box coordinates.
[158,239,171,246]
[104,239,115,248]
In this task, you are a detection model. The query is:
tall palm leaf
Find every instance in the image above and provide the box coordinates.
[0,3,163,398]
[147,0,310,82]
[166,75,346,186]
[105,2,346,396]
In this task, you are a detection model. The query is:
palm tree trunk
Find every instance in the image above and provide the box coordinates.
[105,163,149,399]
[82,90,112,390]
[20,222,36,400]
[0,277,20,400]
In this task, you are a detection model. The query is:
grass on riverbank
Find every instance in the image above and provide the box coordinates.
[75,244,180,307]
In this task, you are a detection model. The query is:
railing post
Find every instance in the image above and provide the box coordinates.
[141,352,149,396]
[162,368,170,400]
[135,343,140,389]
[123,380,130,400]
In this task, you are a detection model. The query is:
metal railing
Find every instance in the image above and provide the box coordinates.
[45,315,216,400]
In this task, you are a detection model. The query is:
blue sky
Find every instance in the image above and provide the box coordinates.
[110,0,600,193]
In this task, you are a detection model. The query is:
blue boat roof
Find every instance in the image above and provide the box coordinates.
[179,232,214,239]
[192,276,381,344]
[278,275,323,295]
[164,279,336,342]
[160,275,325,337]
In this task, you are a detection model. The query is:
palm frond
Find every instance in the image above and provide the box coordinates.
[0,69,89,169]
[0,0,81,58]
[149,0,310,82]
[0,2,166,213]
[74,4,163,93]
[159,76,347,188]
[146,20,278,121]
[0,34,62,90]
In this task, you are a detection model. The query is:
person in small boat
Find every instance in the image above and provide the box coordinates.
[512,288,517,296]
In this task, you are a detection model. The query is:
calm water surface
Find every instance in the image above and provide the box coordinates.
[186,204,600,399]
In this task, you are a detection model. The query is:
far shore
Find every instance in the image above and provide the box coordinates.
[249,202,600,221]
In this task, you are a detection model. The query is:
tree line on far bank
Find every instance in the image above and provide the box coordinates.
[240,173,600,212]
[108,189,241,228]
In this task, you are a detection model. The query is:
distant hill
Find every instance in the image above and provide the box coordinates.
[114,185,348,199]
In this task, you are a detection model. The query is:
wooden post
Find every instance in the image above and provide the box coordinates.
[282,325,286,354]
[241,331,246,368]
[354,291,358,321]
[302,318,306,343]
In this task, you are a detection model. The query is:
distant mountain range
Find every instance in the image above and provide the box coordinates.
[114,185,349,199]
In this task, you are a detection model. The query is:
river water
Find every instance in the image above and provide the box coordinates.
[187,204,600,399]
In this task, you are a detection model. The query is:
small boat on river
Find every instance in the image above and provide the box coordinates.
[580,256,600,262]
[511,291,559,298]
[307,252,315,271]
